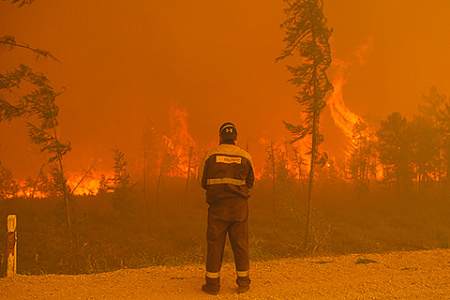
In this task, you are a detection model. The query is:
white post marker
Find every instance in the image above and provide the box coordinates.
[7,215,17,277]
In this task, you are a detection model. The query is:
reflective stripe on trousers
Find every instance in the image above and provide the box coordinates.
[206,271,220,279]
[236,270,249,277]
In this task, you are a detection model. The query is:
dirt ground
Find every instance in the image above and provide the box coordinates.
[1,249,449,300]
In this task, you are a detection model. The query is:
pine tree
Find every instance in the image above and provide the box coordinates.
[111,146,134,218]
[277,0,333,250]
[376,112,413,194]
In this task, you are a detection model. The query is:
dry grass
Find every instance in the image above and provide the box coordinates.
[1,178,449,276]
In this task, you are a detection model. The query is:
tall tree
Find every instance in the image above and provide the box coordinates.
[1,0,75,270]
[277,0,333,250]
[25,80,74,262]
[376,112,413,193]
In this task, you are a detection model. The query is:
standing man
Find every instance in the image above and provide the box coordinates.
[201,122,254,295]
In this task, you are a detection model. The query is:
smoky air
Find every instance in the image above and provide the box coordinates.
[0,3,449,298]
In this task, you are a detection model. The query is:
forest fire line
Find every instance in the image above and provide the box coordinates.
[2,88,407,202]
[8,82,448,199]
[14,171,115,198]
[7,134,442,199]
[7,102,379,199]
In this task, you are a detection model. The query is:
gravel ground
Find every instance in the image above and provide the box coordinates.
[1,249,449,300]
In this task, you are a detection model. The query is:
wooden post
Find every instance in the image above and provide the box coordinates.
[7,215,17,277]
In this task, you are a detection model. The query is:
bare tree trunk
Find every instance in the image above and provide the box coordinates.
[304,30,319,250]
[183,146,193,211]
[143,150,148,213]
[304,115,318,251]
[28,164,45,212]
[294,148,306,197]
[49,105,75,272]
[70,163,96,195]
[156,162,165,214]
[270,141,276,217]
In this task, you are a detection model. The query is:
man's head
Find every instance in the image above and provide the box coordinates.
[219,122,237,143]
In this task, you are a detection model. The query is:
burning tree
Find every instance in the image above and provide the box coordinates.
[277,0,333,250]
[154,106,198,212]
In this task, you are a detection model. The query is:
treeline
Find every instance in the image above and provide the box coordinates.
[264,86,450,200]
[2,87,450,204]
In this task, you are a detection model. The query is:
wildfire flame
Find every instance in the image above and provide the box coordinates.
[160,105,197,178]
[67,171,115,196]
[328,76,362,140]
[328,39,374,144]
[15,170,114,198]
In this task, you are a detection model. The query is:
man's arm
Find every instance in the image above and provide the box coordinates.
[246,164,254,189]
[201,158,210,190]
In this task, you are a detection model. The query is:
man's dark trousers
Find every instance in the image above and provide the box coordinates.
[206,199,249,275]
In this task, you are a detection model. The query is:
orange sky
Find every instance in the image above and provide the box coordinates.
[1,0,450,179]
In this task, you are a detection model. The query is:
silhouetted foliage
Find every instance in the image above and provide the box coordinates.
[348,119,377,198]
[2,0,36,8]
[0,36,60,62]
[420,87,450,183]
[277,0,333,250]
[410,115,441,188]
[0,2,77,270]
[376,112,413,192]
[111,146,135,218]
[0,161,18,199]
[97,174,110,196]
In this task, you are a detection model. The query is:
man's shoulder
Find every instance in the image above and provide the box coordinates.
[206,144,253,166]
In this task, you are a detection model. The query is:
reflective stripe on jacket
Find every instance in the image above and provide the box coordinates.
[201,143,254,204]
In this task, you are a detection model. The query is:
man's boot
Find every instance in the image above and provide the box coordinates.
[202,277,220,295]
[236,276,251,294]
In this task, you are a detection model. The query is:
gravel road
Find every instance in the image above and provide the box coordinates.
[1,249,449,299]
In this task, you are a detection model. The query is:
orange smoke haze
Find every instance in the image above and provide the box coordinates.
[1,1,450,182]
